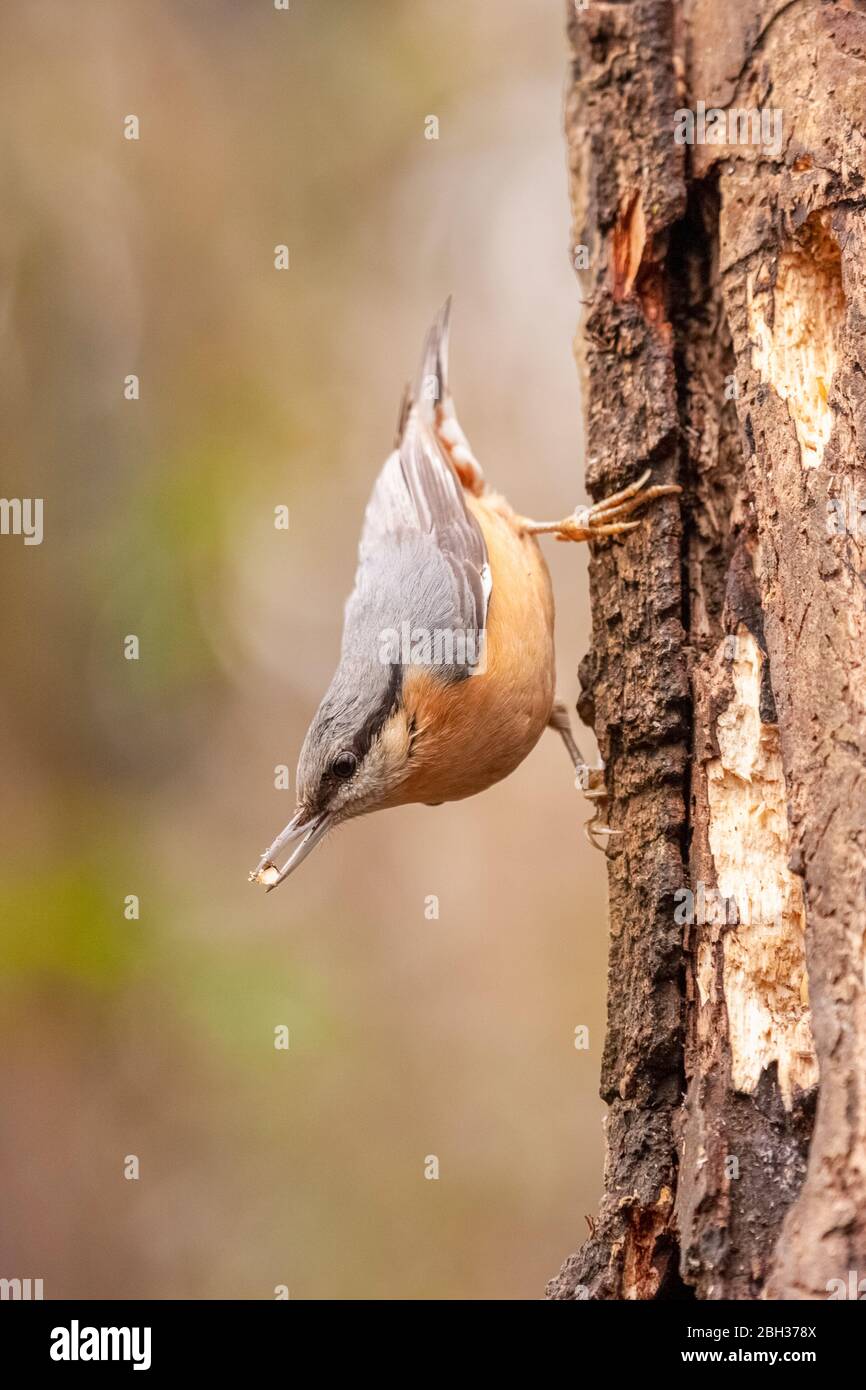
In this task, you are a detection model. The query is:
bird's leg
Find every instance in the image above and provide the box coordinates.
[548,699,586,769]
[548,700,620,852]
[519,469,681,543]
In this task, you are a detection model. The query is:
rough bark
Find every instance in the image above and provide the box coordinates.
[548,0,866,1301]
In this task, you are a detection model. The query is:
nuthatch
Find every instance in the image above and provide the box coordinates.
[250,301,680,889]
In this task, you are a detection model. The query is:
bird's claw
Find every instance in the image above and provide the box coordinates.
[575,762,621,853]
[524,468,681,544]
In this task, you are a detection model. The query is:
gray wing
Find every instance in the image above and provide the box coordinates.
[342,306,491,679]
[360,413,490,620]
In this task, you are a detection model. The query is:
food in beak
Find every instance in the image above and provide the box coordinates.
[249,811,330,891]
[255,864,282,888]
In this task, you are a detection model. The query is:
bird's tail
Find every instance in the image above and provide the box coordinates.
[403,297,484,495]
[413,295,452,424]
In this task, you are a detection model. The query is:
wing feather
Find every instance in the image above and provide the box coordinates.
[348,303,491,674]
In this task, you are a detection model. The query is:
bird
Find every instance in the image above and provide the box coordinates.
[250,300,680,890]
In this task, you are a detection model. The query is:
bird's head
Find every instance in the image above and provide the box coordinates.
[249,660,418,890]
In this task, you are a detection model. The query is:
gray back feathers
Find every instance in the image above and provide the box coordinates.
[298,302,490,810]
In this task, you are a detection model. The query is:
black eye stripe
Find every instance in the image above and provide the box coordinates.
[351,663,402,761]
[314,666,402,809]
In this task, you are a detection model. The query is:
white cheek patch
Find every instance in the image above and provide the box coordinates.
[335,714,412,814]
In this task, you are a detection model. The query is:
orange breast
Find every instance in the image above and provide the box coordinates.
[395,491,556,806]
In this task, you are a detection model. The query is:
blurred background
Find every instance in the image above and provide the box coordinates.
[0,0,608,1299]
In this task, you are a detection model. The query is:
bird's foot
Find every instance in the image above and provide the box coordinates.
[584,808,621,853]
[575,762,623,854]
[547,701,622,854]
[520,469,681,543]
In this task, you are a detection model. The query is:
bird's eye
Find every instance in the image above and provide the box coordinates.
[331,750,358,780]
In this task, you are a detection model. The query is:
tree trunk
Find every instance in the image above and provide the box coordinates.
[548,0,866,1301]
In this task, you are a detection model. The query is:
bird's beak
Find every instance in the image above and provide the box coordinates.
[248,809,331,892]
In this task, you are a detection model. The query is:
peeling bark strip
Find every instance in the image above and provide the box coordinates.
[705,625,817,1109]
[550,0,866,1300]
[748,213,846,469]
